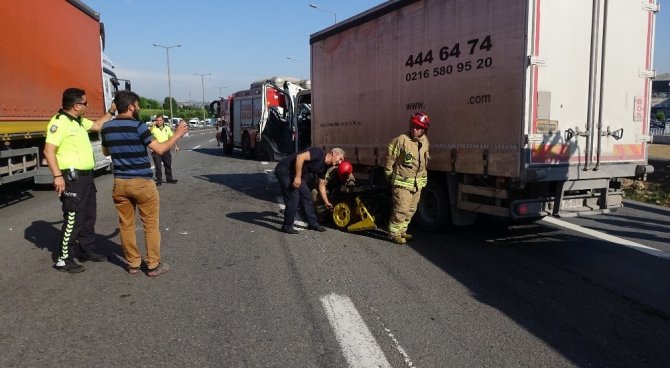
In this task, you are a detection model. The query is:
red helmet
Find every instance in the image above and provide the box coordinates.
[410,112,430,129]
[338,161,353,179]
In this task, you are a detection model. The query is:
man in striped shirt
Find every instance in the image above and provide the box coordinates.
[101,91,188,276]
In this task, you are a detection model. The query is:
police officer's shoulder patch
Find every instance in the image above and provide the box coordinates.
[49,125,58,133]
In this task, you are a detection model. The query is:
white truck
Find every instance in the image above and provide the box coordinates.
[210,77,311,160]
[309,0,658,229]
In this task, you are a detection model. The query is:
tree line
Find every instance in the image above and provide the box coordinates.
[137,96,211,123]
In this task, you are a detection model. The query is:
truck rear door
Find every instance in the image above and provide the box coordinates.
[528,0,656,172]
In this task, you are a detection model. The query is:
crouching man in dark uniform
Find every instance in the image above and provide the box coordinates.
[43,87,117,273]
[275,147,345,234]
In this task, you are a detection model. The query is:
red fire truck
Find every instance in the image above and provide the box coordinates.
[209,77,311,161]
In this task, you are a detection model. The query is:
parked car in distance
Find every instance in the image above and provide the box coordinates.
[188,118,200,127]
[651,119,665,129]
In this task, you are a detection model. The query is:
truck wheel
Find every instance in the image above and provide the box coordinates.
[415,179,449,232]
[241,134,255,159]
[223,143,234,154]
[255,140,270,161]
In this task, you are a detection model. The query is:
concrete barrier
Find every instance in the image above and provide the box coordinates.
[652,135,670,144]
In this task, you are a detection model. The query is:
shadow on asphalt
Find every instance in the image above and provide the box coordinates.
[23,220,125,269]
[191,147,226,157]
[405,222,670,367]
[226,210,285,232]
[573,215,670,245]
[624,200,670,217]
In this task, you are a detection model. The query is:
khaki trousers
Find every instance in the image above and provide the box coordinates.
[388,186,422,237]
[112,178,161,269]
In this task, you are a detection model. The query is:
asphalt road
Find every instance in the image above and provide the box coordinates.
[1,129,669,367]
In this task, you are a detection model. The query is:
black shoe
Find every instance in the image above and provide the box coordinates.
[55,259,85,273]
[308,224,327,232]
[79,251,107,262]
[166,179,178,184]
[281,227,299,234]
[155,180,162,186]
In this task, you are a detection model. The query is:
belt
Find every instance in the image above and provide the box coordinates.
[68,169,92,176]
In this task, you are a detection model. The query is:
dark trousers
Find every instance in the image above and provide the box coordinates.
[58,172,97,262]
[152,151,173,182]
[275,164,318,229]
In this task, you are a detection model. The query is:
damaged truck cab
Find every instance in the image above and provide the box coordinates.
[209,77,311,161]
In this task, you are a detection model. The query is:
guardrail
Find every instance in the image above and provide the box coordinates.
[650,127,670,136]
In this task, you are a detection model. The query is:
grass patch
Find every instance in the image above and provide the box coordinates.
[622,179,670,207]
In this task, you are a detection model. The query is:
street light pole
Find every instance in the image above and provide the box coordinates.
[309,3,337,24]
[153,43,181,121]
[194,73,211,122]
[286,57,303,79]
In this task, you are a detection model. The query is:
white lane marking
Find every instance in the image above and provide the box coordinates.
[369,306,416,368]
[192,145,202,150]
[275,196,307,229]
[321,294,392,368]
[209,139,215,142]
[261,161,269,165]
[541,217,670,260]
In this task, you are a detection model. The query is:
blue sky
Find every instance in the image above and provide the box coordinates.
[85,0,670,102]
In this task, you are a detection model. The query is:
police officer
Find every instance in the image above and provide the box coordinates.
[275,147,345,234]
[43,87,117,273]
[150,115,179,185]
[384,112,430,244]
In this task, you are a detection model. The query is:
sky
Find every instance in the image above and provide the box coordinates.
[84,0,670,103]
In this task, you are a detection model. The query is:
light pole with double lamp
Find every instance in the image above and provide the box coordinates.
[152,43,181,121]
[194,73,212,122]
[286,56,303,79]
[216,86,227,98]
[309,3,337,24]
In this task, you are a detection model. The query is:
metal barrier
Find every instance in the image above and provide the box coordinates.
[650,127,670,136]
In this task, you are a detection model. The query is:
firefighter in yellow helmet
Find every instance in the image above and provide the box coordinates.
[384,112,430,244]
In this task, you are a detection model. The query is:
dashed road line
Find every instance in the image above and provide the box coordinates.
[321,294,392,368]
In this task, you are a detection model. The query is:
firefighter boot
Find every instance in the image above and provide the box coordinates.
[389,234,406,244]
[401,233,413,241]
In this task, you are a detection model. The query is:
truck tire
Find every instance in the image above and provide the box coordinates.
[415,179,450,232]
[223,142,234,154]
[241,134,255,159]
[254,140,271,161]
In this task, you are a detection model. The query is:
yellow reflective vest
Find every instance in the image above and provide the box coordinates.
[150,124,173,143]
[384,132,430,190]
[45,112,95,170]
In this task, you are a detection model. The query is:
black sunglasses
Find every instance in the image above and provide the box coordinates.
[75,101,88,106]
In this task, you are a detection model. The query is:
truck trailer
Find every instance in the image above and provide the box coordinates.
[0,0,128,185]
[210,77,311,160]
[309,0,658,229]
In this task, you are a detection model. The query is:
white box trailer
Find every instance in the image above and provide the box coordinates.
[310,0,658,228]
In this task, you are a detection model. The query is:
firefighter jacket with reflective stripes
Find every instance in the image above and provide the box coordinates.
[384,132,430,190]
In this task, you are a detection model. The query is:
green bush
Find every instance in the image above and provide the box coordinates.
[657,111,666,122]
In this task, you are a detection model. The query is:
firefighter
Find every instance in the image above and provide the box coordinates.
[384,112,430,244]
[312,160,356,220]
